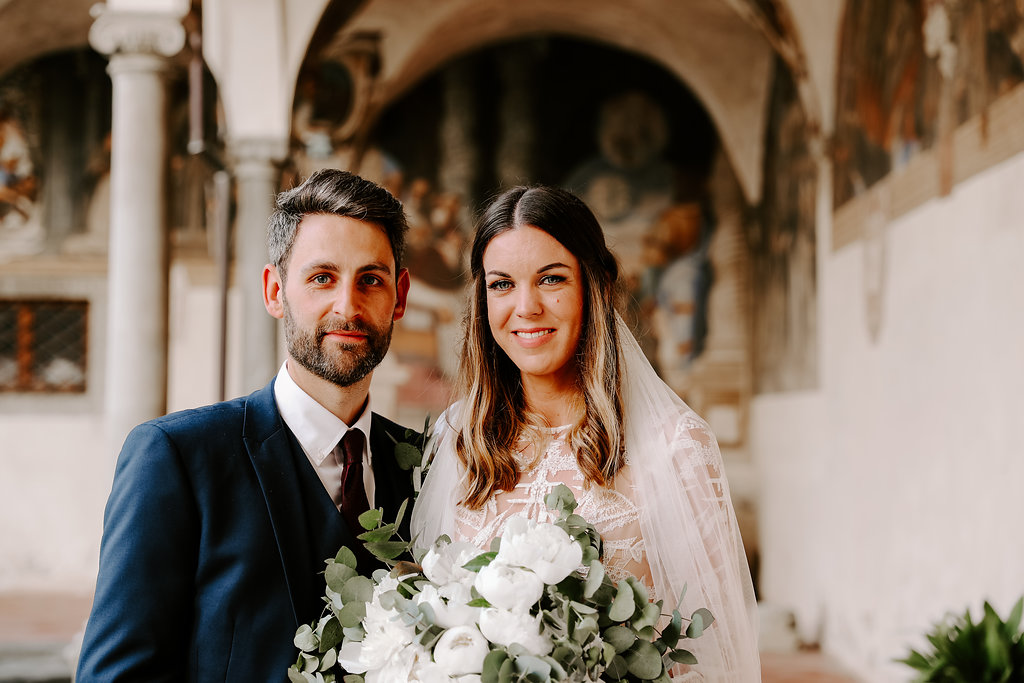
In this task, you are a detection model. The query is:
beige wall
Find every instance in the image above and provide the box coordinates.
[754,150,1024,681]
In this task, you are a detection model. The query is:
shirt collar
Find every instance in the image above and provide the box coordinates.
[273,361,374,466]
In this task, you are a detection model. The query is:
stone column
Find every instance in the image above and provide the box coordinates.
[231,137,286,393]
[90,9,185,449]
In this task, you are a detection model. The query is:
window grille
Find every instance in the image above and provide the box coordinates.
[0,300,88,393]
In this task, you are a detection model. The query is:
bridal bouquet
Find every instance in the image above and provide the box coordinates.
[288,484,712,682]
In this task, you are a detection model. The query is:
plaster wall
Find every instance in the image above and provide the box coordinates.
[754,151,1024,680]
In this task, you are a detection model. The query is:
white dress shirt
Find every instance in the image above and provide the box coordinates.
[273,362,375,508]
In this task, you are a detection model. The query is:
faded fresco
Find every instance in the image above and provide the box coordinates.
[833,0,1024,209]
[750,56,818,394]
[0,49,111,261]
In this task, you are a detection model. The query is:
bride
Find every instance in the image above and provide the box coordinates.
[411,185,760,681]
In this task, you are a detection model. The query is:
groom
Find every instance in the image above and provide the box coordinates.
[77,169,418,680]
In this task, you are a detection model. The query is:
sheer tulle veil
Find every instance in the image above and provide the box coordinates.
[411,316,760,681]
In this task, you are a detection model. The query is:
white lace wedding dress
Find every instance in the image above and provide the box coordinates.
[412,318,761,682]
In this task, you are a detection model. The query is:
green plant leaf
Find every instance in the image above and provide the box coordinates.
[583,559,604,599]
[625,640,664,679]
[357,508,383,530]
[395,442,422,471]
[364,540,409,560]
[482,649,508,683]
[669,648,698,665]
[357,523,397,542]
[394,497,409,531]
[338,601,366,628]
[341,575,374,604]
[318,617,343,652]
[462,551,498,572]
[293,624,317,652]
[660,610,682,649]
[604,625,636,653]
[335,546,358,569]
[687,607,715,638]
[608,580,636,622]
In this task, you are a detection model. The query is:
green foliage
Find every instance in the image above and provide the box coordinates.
[290,483,714,681]
[899,597,1024,682]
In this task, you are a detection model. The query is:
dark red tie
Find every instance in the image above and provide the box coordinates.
[337,429,370,534]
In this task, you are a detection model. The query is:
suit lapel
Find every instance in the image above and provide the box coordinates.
[243,380,312,629]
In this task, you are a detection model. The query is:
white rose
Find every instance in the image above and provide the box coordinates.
[421,539,484,586]
[432,625,490,675]
[497,516,583,584]
[416,581,480,629]
[478,607,552,656]
[474,560,544,612]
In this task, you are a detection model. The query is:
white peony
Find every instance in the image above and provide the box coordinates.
[363,640,431,683]
[474,560,544,612]
[497,515,583,584]
[421,539,484,586]
[431,625,490,676]
[416,581,480,629]
[478,607,552,656]
[343,601,418,672]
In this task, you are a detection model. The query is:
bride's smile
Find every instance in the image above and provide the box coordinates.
[482,224,584,391]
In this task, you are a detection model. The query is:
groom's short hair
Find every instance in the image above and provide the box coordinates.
[267,169,409,280]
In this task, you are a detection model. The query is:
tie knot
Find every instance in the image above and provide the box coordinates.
[339,429,364,466]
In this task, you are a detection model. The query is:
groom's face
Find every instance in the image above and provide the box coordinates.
[265,213,409,388]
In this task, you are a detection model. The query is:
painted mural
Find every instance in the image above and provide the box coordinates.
[833,0,1024,209]
[751,56,818,394]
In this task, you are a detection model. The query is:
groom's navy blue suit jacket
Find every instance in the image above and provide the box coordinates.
[76,379,416,682]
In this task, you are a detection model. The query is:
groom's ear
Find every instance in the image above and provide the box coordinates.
[263,264,284,319]
[393,268,410,321]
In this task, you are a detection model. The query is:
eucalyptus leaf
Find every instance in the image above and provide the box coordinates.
[293,624,317,652]
[625,640,663,679]
[514,654,552,678]
[394,441,422,471]
[357,508,383,530]
[318,617,343,652]
[335,546,358,569]
[605,654,629,679]
[482,649,508,683]
[319,646,337,671]
[394,497,409,530]
[462,551,498,572]
[583,559,604,599]
[660,610,682,649]
[356,523,397,542]
[364,540,409,560]
[669,648,698,665]
[286,669,307,683]
[338,601,366,628]
[608,580,637,622]
[325,562,357,593]
[604,625,636,653]
[341,575,374,604]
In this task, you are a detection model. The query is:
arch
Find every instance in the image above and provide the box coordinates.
[322,0,775,202]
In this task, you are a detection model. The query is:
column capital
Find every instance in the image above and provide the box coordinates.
[89,7,186,58]
[229,137,289,180]
[229,137,290,164]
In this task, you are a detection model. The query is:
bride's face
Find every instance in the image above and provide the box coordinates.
[481,225,584,390]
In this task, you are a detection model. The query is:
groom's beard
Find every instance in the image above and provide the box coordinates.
[283,298,394,388]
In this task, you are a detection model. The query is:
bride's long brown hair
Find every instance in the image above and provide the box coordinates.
[454,186,625,509]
